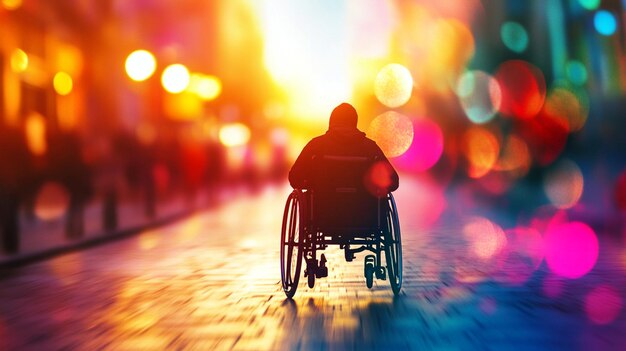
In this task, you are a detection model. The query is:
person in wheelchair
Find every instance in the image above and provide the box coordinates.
[281,102,401,297]
[289,102,399,193]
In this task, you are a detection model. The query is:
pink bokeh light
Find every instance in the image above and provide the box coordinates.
[584,285,623,325]
[396,175,446,229]
[393,118,444,172]
[544,221,598,279]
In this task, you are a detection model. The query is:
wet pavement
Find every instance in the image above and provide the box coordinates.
[0,179,625,350]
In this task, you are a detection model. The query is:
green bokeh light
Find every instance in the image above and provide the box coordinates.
[565,61,588,86]
[501,22,529,53]
[578,0,600,10]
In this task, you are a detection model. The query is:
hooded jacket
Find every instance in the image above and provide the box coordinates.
[288,126,399,192]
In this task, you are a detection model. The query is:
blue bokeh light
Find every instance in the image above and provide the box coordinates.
[594,10,617,36]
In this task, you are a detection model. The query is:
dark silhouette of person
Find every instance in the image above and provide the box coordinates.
[46,130,93,239]
[0,124,33,253]
[288,103,399,280]
[289,103,399,193]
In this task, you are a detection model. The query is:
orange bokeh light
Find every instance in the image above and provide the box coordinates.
[462,127,500,178]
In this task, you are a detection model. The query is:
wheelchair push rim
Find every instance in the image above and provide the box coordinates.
[384,193,402,295]
[280,190,303,298]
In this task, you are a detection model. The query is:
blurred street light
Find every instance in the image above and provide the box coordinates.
[219,123,251,147]
[125,50,157,82]
[53,72,73,95]
[187,73,222,101]
[1,0,22,10]
[10,49,28,72]
[161,64,190,94]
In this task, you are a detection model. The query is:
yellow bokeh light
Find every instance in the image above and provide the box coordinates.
[25,112,47,156]
[219,123,251,147]
[53,72,73,95]
[10,49,28,72]
[2,0,22,10]
[374,63,414,108]
[188,73,222,100]
[161,64,190,93]
[125,50,157,82]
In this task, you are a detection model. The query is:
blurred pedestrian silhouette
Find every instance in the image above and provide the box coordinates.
[0,124,33,253]
[46,130,93,239]
[289,103,399,192]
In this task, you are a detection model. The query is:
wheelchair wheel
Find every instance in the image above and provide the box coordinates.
[384,193,402,295]
[280,190,303,298]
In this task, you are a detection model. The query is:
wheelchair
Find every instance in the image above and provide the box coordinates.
[280,155,402,298]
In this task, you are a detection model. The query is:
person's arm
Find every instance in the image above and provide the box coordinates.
[288,141,315,189]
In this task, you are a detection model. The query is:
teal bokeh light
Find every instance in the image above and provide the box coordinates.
[594,10,617,36]
[500,22,529,53]
[578,0,600,10]
[565,61,588,86]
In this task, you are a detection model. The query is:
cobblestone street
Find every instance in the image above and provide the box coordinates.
[1,179,625,350]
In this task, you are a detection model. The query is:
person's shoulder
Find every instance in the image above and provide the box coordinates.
[362,134,380,148]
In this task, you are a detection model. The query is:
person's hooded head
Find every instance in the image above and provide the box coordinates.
[328,103,358,130]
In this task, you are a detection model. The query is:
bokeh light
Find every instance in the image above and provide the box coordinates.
[161,64,190,94]
[578,0,600,10]
[495,227,544,285]
[367,111,414,158]
[10,48,28,72]
[565,60,588,86]
[495,60,546,120]
[1,0,21,10]
[125,50,157,82]
[393,118,444,172]
[500,21,529,53]
[34,182,70,221]
[544,86,588,132]
[425,18,476,88]
[462,127,500,178]
[594,10,617,36]
[187,73,222,101]
[364,161,396,197]
[53,72,73,96]
[398,176,446,229]
[543,159,584,209]
[544,221,598,279]
[219,123,251,147]
[518,108,569,166]
[463,216,507,260]
[456,70,501,124]
[495,134,531,177]
[25,112,47,156]
[584,285,623,325]
[374,63,413,108]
